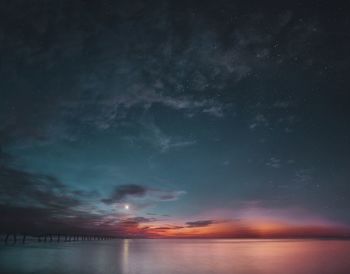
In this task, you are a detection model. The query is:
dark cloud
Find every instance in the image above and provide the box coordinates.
[186,220,214,228]
[0,160,82,209]
[185,219,230,228]
[154,226,184,230]
[0,153,112,234]
[120,217,155,226]
[102,184,147,204]
[107,216,160,237]
[102,184,185,204]
[153,189,186,201]
[0,165,156,236]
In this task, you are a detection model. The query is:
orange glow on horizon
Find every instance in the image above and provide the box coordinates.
[127,219,350,239]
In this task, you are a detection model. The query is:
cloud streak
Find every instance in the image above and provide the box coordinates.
[102,184,186,205]
[186,220,214,228]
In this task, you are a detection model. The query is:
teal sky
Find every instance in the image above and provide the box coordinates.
[1,0,350,237]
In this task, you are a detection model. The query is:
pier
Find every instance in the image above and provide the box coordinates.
[1,233,116,245]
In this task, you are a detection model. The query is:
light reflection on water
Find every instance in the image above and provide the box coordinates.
[122,239,129,273]
[0,239,350,274]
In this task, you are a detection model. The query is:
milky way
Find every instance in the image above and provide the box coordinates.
[0,0,349,237]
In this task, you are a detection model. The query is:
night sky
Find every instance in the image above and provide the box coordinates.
[1,0,350,238]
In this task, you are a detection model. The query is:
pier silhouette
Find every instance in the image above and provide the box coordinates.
[2,233,116,244]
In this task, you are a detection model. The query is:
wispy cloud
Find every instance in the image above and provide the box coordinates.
[145,120,196,153]
[293,168,314,187]
[266,157,282,169]
[249,113,269,130]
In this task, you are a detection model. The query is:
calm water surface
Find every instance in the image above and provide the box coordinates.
[0,239,350,274]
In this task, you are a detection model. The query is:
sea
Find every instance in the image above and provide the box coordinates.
[0,239,350,274]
